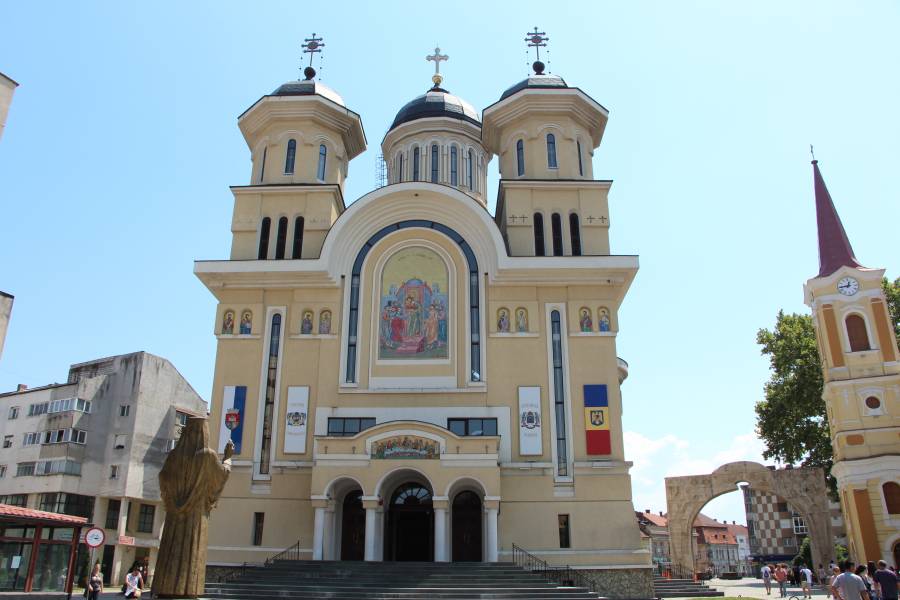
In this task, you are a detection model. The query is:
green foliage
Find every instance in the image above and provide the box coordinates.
[755,311,835,495]
[793,536,812,567]
[834,544,848,563]
[882,277,900,349]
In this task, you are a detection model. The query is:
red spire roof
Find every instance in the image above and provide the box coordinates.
[813,160,864,277]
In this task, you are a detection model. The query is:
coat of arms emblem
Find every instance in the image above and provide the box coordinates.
[590,409,605,427]
[224,409,241,431]
[520,410,541,430]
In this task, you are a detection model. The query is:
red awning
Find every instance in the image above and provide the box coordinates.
[0,503,88,526]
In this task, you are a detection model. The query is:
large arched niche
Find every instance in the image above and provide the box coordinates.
[665,462,833,575]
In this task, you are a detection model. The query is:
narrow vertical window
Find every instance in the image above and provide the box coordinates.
[259,313,282,475]
[284,139,296,174]
[450,146,458,186]
[467,149,474,189]
[558,514,571,548]
[259,147,267,183]
[257,217,271,260]
[431,144,439,182]
[253,512,265,546]
[547,133,558,168]
[516,139,525,176]
[274,217,288,260]
[551,213,563,256]
[413,147,420,181]
[317,144,327,180]
[846,314,870,351]
[397,154,404,183]
[550,310,568,477]
[569,213,582,256]
[533,213,545,257]
[577,140,584,176]
[292,216,304,259]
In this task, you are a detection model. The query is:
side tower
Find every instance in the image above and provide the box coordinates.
[802,160,900,565]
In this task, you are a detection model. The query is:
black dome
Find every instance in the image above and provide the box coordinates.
[390,87,481,131]
[499,73,568,101]
[271,79,345,106]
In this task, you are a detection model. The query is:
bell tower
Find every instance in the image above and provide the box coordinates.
[802,160,900,564]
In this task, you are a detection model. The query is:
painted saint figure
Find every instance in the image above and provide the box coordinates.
[154,418,231,598]
[497,308,510,333]
[221,311,234,335]
[580,308,593,332]
[318,311,331,335]
[405,295,422,336]
[301,311,313,334]
[424,302,439,349]
[598,307,611,332]
[436,300,447,344]
[515,308,528,333]
[239,311,252,335]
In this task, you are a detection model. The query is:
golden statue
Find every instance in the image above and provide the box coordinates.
[154,417,232,598]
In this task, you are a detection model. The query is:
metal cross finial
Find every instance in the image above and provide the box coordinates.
[810,144,816,161]
[303,33,325,67]
[426,46,449,87]
[525,27,548,61]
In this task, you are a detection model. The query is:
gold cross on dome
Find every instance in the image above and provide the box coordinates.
[426,46,449,87]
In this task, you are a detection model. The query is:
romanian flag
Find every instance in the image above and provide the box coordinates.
[584,384,611,455]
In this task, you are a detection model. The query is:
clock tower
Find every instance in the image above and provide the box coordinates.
[803,160,900,565]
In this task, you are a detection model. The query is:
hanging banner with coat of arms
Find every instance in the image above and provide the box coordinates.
[283,386,309,453]
[584,384,611,455]
[218,385,246,454]
[518,386,543,456]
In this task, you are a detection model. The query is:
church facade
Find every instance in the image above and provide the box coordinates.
[196,47,651,594]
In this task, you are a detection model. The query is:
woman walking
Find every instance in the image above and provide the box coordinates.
[84,563,103,600]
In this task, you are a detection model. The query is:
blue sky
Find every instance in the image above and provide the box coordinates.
[1,1,897,525]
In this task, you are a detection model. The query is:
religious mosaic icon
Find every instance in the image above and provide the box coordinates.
[378,247,449,360]
[221,311,235,335]
[598,307,611,332]
[580,307,593,332]
[318,310,332,335]
[497,308,510,333]
[301,311,313,334]
[515,307,528,332]
[239,311,252,335]
[371,435,438,459]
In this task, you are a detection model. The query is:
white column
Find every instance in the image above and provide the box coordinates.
[434,507,447,562]
[312,507,326,561]
[364,507,378,561]
[486,507,499,563]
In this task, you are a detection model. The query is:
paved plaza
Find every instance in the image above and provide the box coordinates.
[708,577,834,600]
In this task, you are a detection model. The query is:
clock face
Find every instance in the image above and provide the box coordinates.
[837,277,859,296]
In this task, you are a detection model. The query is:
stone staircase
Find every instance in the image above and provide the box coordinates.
[204,560,603,599]
[653,576,724,598]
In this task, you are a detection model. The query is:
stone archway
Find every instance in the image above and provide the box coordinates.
[665,462,833,574]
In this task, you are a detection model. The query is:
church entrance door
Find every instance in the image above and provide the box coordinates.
[340,490,365,560]
[385,483,433,561]
[451,491,482,562]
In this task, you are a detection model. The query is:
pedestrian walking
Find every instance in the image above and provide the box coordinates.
[801,563,814,599]
[762,563,773,596]
[84,563,103,600]
[776,563,789,598]
[832,561,871,600]
[873,560,898,600]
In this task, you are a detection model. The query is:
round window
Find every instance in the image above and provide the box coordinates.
[865,396,881,410]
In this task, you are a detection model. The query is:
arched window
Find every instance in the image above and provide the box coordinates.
[292,216,304,259]
[551,213,563,256]
[569,213,582,256]
[259,312,282,475]
[550,310,569,477]
[431,144,439,182]
[516,139,525,176]
[450,146,458,186]
[547,133,558,169]
[884,481,900,514]
[257,217,271,259]
[284,139,296,174]
[846,314,870,352]
[259,147,267,183]
[397,153,404,183]
[274,216,288,259]
[317,144,327,180]
[577,140,584,176]
[467,149,474,189]
[533,213,545,257]
[412,147,420,181]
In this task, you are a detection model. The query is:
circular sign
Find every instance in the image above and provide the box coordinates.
[84,527,105,548]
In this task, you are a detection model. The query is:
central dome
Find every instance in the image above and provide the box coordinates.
[389,87,481,131]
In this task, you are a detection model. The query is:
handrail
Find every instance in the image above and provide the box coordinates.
[653,562,705,583]
[511,543,599,593]
[265,539,302,567]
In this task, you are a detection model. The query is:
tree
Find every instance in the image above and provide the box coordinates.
[755,311,835,493]
[882,277,900,350]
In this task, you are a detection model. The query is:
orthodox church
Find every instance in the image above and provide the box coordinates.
[196,33,651,595]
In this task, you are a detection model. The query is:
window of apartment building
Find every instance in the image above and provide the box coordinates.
[783,537,795,548]
[175,411,189,428]
[0,494,27,507]
[253,512,264,546]
[8,406,19,420]
[0,465,5,478]
[23,432,40,446]
[137,504,155,534]
[16,462,35,477]
[558,514,571,548]
[3,435,12,448]
[791,514,808,535]
[105,499,121,529]
[119,405,130,417]
[39,492,95,519]
[35,459,81,476]
[326,417,375,437]
[113,434,127,449]
[109,465,119,480]
[447,418,498,437]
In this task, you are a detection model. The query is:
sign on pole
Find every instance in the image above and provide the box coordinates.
[84,527,105,548]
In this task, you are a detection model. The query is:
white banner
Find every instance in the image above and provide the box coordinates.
[518,386,542,456]
[283,386,309,453]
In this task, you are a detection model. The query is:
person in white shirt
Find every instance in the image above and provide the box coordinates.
[833,562,871,600]
[801,563,814,599]
[762,564,773,595]
[124,565,144,598]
